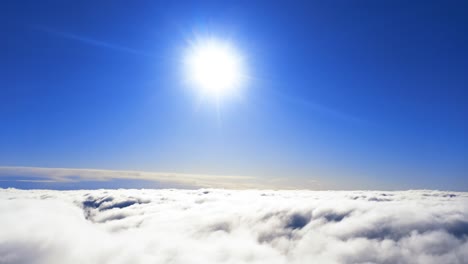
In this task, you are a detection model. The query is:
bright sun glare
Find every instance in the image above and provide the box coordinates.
[185,38,245,98]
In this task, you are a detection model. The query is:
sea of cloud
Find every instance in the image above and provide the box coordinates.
[0,188,467,264]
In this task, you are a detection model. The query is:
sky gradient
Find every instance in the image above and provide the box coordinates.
[1,1,467,190]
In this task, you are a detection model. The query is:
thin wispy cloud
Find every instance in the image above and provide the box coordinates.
[257,80,365,124]
[32,25,156,57]
[0,166,317,190]
[283,92,365,124]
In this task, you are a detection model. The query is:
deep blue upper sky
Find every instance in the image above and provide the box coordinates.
[1,1,467,190]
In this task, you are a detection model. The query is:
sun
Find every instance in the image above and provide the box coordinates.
[184,37,246,98]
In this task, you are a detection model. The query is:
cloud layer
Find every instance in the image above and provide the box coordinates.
[0,166,316,189]
[1,189,467,264]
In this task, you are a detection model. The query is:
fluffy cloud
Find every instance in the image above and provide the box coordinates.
[0,189,467,264]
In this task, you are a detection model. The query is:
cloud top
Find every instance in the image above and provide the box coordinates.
[1,189,467,264]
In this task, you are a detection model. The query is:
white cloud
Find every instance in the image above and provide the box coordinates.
[0,189,467,264]
[0,166,317,189]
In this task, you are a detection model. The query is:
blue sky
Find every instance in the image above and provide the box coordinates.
[1,1,467,190]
